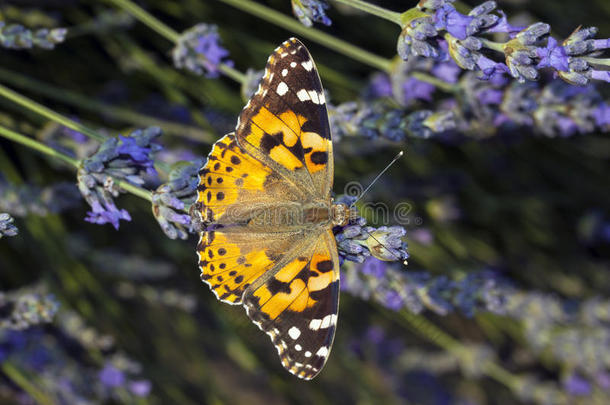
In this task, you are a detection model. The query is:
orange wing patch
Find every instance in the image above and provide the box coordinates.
[196,133,271,224]
[198,230,275,304]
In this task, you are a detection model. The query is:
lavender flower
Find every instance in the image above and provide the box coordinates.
[328,100,456,141]
[0,288,59,330]
[0,311,153,403]
[396,1,610,85]
[129,380,152,397]
[0,21,67,50]
[99,363,126,387]
[557,27,610,85]
[564,374,592,396]
[341,260,510,316]
[116,283,197,313]
[1,178,81,217]
[333,195,409,264]
[0,213,18,238]
[152,158,204,239]
[172,24,233,78]
[292,0,331,27]
[77,127,162,229]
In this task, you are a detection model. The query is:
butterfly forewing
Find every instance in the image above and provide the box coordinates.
[236,38,334,199]
[195,38,339,380]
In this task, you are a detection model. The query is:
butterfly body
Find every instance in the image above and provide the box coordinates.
[194,38,342,380]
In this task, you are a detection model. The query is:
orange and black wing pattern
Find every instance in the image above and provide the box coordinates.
[194,38,339,380]
[235,37,334,198]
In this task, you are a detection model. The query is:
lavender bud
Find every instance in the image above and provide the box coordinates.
[0,213,18,238]
[172,24,233,78]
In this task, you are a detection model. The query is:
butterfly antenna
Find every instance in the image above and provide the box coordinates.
[349,151,404,208]
[346,150,408,266]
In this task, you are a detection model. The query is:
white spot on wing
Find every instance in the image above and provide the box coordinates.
[319,91,326,104]
[281,68,288,77]
[321,314,332,329]
[316,346,329,357]
[297,89,310,101]
[276,82,289,96]
[288,326,301,340]
[308,90,320,104]
[301,60,313,71]
[309,318,322,330]
[290,62,297,68]
[295,344,302,351]
[305,351,312,357]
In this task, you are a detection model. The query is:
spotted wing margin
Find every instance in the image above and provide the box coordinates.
[197,227,312,305]
[235,37,334,200]
[243,228,340,380]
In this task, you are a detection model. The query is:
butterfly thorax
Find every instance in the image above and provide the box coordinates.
[244,201,349,230]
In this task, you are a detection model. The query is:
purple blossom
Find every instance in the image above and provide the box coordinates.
[434,4,474,40]
[536,37,569,72]
[361,257,387,278]
[475,55,509,80]
[384,291,405,311]
[99,364,126,387]
[172,24,233,78]
[84,200,132,230]
[431,61,461,83]
[368,73,393,98]
[564,374,592,396]
[594,103,610,127]
[402,77,436,103]
[129,380,152,397]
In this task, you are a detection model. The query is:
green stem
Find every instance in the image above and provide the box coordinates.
[0,67,216,143]
[218,0,392,72]
[104,0,180,42]
[0,125,152,202]
[480,38,506,53]
[1,363,56,405]
[0,83,105,143]
[0,125,79,168]
[412,71,458,93]
[106,0,246,83]
[581,56,610,66]
[331,0,402,25]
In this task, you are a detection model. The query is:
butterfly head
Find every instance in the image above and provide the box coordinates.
[331,203,358,227]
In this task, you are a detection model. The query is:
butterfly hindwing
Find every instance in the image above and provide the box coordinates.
[236,38,334,199]
[243,229,340,380]
[197,227,304,304]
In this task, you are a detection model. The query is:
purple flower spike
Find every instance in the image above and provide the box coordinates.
[99,364,126,388]
[77,127,162,230]
[292,0,331,27]
[153,158,205,240]
[172,24,232,78]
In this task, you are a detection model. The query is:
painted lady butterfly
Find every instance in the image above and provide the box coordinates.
[192,38,348,380]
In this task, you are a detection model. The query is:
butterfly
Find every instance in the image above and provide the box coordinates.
[192,38,350,380]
